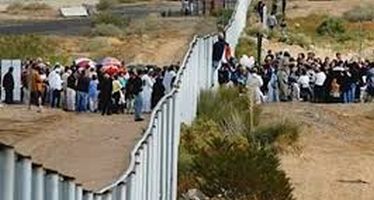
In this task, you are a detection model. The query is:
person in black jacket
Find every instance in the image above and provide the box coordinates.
[151,71,165,109]
[2,67,15,104]
[100,73,113,116]
[212,33,227,86]
[133,69,144,121]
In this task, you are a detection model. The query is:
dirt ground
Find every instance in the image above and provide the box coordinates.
[260,103,374,200]
[0,105,147,191]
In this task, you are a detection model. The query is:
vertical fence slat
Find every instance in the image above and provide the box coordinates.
[32,164,44,200]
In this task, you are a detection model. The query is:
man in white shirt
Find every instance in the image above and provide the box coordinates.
[162,66,176,94]
[48,66,63,108]
[298,70,311,101]
[314,68,327,102]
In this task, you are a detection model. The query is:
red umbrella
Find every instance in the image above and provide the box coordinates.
[100,57,122,67]
[102,65,120,76]
[75,58,96,69]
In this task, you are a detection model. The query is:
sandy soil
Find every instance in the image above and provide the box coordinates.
[260,103,374,200]
[0,105,147,191]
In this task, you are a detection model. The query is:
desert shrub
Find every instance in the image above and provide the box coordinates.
[97,0,116,11]
[6,2,52,13]
[92,23,124,37]
[253,120,300,151]
[213,9,234,27]
[188,133,294,199]
[178,119,295,199]
[316,17,346,36]
[179,87,298,199]
[197,88,261,136]
[343,4,374,22]
[282,32,312,48]
[93,11,129,27]
[235,37,257,58]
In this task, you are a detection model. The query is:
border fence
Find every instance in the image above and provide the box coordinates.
[0,0,251,198]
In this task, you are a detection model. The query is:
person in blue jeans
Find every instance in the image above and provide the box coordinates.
[76,69,90,112]
[133,69,144,121]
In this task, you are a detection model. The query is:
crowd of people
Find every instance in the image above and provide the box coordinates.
[2,58,180,122]
[213,34,374,104]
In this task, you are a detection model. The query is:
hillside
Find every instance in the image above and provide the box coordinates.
[260,103,374,200]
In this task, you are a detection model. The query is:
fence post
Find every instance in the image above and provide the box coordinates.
[170,92,181,200]
[76,184,83,200]
[116,182,126,200]
[16,155,32,200]
[32,163,44,200]
[0,145,15,200]
[45,169,59,200]
[103,190,112,200]
[66,177,76,200]
[83,190,94,200]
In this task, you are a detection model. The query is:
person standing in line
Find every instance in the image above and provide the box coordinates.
[151,71,165,109]
[2,67,15,104]
[125,71,136,114]
[141,69,154,113]
[29,65,43,113]
[76,69,90,112]
[298,69,312,102]
[314,67,326,103]
[112,75,122,114]
[212,33,227,86]
[61,67,71,110]
[48,66,63,108]
[66,70,77,111]
[133,70,144,122]
[162,66,176,94]
[88,74,99,112]
[100,73,113,116]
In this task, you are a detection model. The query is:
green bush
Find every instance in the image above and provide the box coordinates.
[197,88,261,136]
[97,0,116,11]
[235,37,257,58]
[190,134,294,199]
[253,120,300,151]
[343,4,374,22]
[316,17,346,36]
[214,9,234,27]
[179,87,299,198]
[92,23,124,37]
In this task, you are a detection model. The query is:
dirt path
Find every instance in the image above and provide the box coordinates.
[260,103,374,200]
[0,105,147,191]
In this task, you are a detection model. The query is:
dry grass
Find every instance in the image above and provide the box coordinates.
[6,2,53,14]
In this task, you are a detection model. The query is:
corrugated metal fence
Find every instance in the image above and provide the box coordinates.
[0,0,251,199]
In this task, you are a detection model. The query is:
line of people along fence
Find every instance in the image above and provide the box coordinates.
[0,0,251,199]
